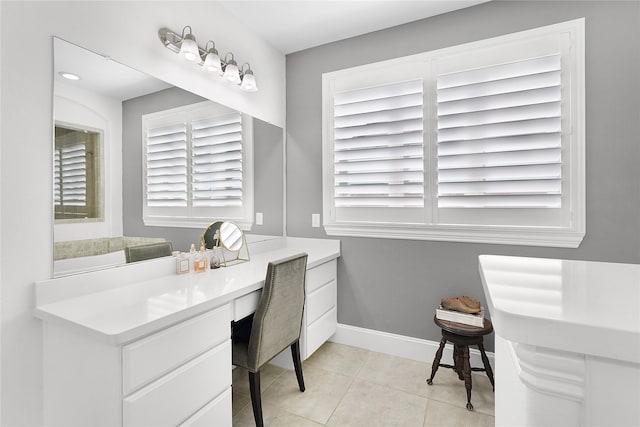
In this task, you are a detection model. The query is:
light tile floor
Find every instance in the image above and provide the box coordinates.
[232,342,495,427]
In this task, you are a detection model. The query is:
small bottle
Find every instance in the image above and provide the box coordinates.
[176,253,189,275]
[210,246,221,269]
[189,243,197,272]
[200,244,209,269]
[194,244,207,273]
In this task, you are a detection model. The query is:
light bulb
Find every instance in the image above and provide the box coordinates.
[223,61,240,84]
[203,50,222,74]
[179,33,200,63]
[240,72,258,92]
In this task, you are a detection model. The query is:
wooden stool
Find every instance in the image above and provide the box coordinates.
[426,315,494,411]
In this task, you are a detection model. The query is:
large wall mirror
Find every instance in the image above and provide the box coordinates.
[53,37,284,277]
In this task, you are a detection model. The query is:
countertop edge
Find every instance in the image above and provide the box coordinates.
[479,255,640,364]
[35,243,340,346]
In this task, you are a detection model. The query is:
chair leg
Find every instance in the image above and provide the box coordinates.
[427,337,447,385]
[248,371,264,427]
[291,340,306,392]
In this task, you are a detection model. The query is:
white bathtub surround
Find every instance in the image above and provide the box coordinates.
[35,236,339,426]
[479,255,640,427]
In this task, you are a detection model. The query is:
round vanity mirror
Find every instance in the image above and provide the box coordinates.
[219,222,243,251]
[202,221,223,249]
[201,221,249,266]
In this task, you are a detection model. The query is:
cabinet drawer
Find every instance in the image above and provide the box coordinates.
[122,304,231,395]
[305,307,337,358]
[123,341,231,427]
[233,289,261,321]
[306,280,336,325]
[306,260,336,294]
[180,388,232,427]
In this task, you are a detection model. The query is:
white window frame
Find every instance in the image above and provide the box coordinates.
[322,19,585,248]
[142,101,254,230]
[54,121,104,222]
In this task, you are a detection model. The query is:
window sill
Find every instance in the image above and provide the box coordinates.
[324,222,584,248]
[144,216,253,232]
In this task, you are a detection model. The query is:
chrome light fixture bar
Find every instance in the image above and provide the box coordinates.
[159,26,258,92]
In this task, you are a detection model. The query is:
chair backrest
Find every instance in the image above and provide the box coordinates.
[247,253,308,370]
[124,241,173,264]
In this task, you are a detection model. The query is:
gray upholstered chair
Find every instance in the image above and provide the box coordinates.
[232,253,308,427]
[124,241,173,263]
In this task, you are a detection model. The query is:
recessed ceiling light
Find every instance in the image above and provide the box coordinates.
[59,72,81,81]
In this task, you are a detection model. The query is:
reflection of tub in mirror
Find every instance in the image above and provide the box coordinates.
[54,251,126,277]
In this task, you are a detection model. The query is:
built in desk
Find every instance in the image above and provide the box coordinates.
[479,255,640,427]
[35,236,340,426]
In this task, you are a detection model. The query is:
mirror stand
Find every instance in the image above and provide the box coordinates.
[218,233,250,267]
[202,221,250,267]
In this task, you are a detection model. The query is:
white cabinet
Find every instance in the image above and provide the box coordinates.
[37,237,341,427]
[237,258,339,369]
[43,304,233,427]
[303,259,338,358]
[122,305,230,395]
[180,388,233,427]
[123,342,231,427]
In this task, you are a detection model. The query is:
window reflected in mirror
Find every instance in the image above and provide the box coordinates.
[54,124,104,221]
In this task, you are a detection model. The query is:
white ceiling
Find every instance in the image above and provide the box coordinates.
[54,2,490,99]
[219,0,490,54]
[54,38,171,101]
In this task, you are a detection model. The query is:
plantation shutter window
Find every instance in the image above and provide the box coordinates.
[58,142,87,207]
[333,80,424,208]
[191,113,243,208]
[145,123,188,207]
[436,54,562,209]
[54,125,103,221]
[142,101,254,229]
[322,19,584,246]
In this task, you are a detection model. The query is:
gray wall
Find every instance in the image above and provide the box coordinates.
[123,87,283,252]
[286,1,640,351]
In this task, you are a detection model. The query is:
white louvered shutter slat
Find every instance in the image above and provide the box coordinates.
[334,79,424,208]
[437,54,562,208]
[54,150,61,206]
[145,123,188,207]
[59,143,87,206]
[191,113,243,208]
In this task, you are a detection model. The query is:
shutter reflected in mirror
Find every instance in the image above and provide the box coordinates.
[54,125,102,220]
[191,113,243,207]
[145,123,188,207]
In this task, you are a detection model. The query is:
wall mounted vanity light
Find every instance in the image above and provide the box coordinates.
[159,26,258,92]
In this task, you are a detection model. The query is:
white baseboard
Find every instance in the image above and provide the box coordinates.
[329,323,495,372]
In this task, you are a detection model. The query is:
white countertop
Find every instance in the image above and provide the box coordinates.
[35,237,340,345]
[479,255,640,363]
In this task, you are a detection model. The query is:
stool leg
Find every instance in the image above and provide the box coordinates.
[453,344,464,380]
[427,337,446,385]
[461,345,473,411]
[478,342,495,390]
